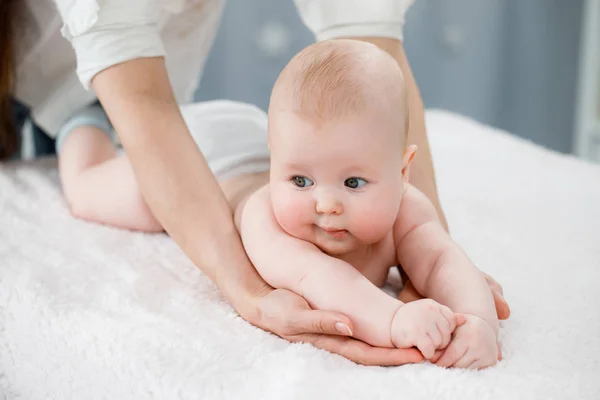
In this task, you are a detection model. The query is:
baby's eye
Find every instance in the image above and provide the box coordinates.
[292,176,314,188]
[344,177,367,189]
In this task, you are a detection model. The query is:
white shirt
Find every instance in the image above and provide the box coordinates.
[17,0,414,136]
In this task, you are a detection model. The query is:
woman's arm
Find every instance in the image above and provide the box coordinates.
[54,0,266,315]
[92,57,265,315]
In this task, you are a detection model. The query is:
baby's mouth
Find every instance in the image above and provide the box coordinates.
[320,227,348,239]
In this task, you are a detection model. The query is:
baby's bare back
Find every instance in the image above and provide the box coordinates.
[219,171,269,227]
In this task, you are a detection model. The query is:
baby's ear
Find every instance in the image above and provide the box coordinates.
[401,145,417,185]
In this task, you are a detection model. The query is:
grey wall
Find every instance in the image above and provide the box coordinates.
[195,0,583,154]
[194,0,313,111]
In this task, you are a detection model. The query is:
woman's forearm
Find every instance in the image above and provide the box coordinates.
[91,57,268,313]
[350,37,448,231]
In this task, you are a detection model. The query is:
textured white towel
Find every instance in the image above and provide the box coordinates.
[1,110,599,399]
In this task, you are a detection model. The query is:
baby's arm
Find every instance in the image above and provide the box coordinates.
[237,186,461,355]
[395,185,499,367]
[238,187,399,347]
[394,185,498,331]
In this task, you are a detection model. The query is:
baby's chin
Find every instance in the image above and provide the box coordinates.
[281,226,354,255]
[313,232,363,256]
[314,242,356,256]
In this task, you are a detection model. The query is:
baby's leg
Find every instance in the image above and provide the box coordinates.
[58,105,162,232]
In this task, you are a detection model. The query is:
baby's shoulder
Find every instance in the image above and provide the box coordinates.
[234,182,271,229]
[392,184,440,240]
[400,184,431,210]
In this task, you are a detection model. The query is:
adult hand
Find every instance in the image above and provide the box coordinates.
[482,272,510,320]
[245,286,424,366]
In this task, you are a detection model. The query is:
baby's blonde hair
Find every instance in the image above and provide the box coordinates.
[269,39,408,136]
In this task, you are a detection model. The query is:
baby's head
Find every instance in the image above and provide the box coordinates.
[268,39,415,255]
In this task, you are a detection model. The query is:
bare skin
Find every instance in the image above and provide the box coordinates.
[56,38,507,367]
[354,37,510,321]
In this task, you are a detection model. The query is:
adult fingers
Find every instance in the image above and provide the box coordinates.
[483,272,503,295]
[284,309,354,337]
[295,334,424,366]
[492,290,511,320]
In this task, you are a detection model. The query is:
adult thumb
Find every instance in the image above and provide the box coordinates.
[292,309,355,337]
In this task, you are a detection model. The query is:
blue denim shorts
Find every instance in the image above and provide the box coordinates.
[55,102,117,154]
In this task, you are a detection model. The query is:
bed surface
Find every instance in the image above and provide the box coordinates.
[1,110,599,399]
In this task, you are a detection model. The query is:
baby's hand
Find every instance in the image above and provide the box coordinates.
[390,299,465,359]
[433,313,499,369]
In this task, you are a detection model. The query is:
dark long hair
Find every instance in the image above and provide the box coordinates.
[0,0,22,160]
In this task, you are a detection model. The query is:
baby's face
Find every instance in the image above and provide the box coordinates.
[269,109,405,255]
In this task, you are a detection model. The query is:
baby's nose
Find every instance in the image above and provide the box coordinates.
[315,192,343,215]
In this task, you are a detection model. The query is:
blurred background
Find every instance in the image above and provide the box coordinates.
[195,0,600,163]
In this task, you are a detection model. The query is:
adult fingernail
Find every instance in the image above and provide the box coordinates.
[335,322,353,336]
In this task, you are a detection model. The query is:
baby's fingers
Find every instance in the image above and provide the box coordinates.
[430,349,445,364]
[455,313,466,326]
[455,347,498,370]
[427,327,443,350]
[465,359,493,370]
[435,338,467,368]
[439,306,464,332]
[416,336,436,360]
[464,354,498,370]
[436,319,452,349]
[452,349,476,369]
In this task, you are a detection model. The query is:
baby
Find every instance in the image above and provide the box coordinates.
[56,40,500,369]
[233,40,499,368]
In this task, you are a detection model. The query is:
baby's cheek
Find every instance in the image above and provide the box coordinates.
[271,186,314,239]
[350,192,400,243]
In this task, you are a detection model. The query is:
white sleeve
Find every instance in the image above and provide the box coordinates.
[294,0,415,42]
[54,0,166,90]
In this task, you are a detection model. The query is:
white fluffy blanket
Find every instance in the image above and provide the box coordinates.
[1,110,599,399]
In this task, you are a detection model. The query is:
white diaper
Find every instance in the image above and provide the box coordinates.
[57,99,271,182]
[180,100,271,181]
